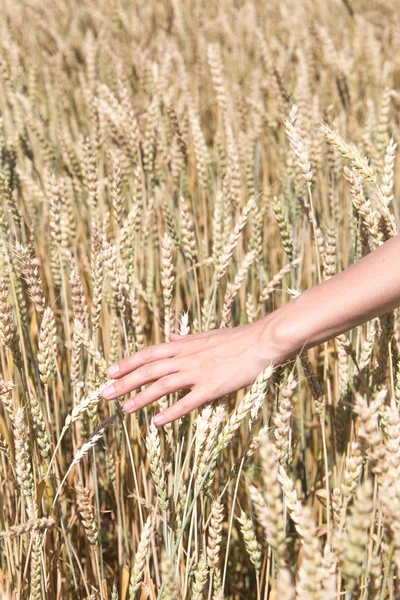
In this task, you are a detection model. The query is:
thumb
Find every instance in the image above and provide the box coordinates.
[169,333,183,341]
[169,332,196,342]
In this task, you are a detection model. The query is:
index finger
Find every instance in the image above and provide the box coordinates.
[107,343,179,378]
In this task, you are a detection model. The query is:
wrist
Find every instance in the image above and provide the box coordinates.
[256,301,304,367]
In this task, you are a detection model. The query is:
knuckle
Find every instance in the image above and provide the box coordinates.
[115,378,126,395]
[142,346,153,362]
[180,333,193,341]
[132,392,144,407]
[159,376,173,392]
[126,355,137,369]
[175,396,190,413]
[142,363,153,379]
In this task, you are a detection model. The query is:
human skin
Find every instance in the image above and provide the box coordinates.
[102,234,400,425]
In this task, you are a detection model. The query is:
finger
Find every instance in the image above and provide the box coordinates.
[169,333,182,341]
[169,329,219,342]
[102,359,180,399]
[107,343,178,378]
[152,389,206,425]
[123,373,195,413]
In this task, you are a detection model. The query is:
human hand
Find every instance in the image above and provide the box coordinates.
[102,234,400,426]
[102,318,289,426]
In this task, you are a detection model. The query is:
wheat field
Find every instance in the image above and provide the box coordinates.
[0,0,399,598]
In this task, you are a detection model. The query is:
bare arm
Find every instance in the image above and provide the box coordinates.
[102,235,400,425]
[261,234,400,360]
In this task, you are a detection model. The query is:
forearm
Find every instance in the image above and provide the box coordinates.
[261,235,400,362]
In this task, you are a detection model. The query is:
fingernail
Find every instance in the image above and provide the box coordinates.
[123,399,135,413]
[101,384,116,399]
[153,413,165,426]
[107,364,119,377]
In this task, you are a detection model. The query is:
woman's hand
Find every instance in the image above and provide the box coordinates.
[102,235,400,426]
[102,318,289,426]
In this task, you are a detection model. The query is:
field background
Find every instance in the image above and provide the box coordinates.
[0,0,399,598]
